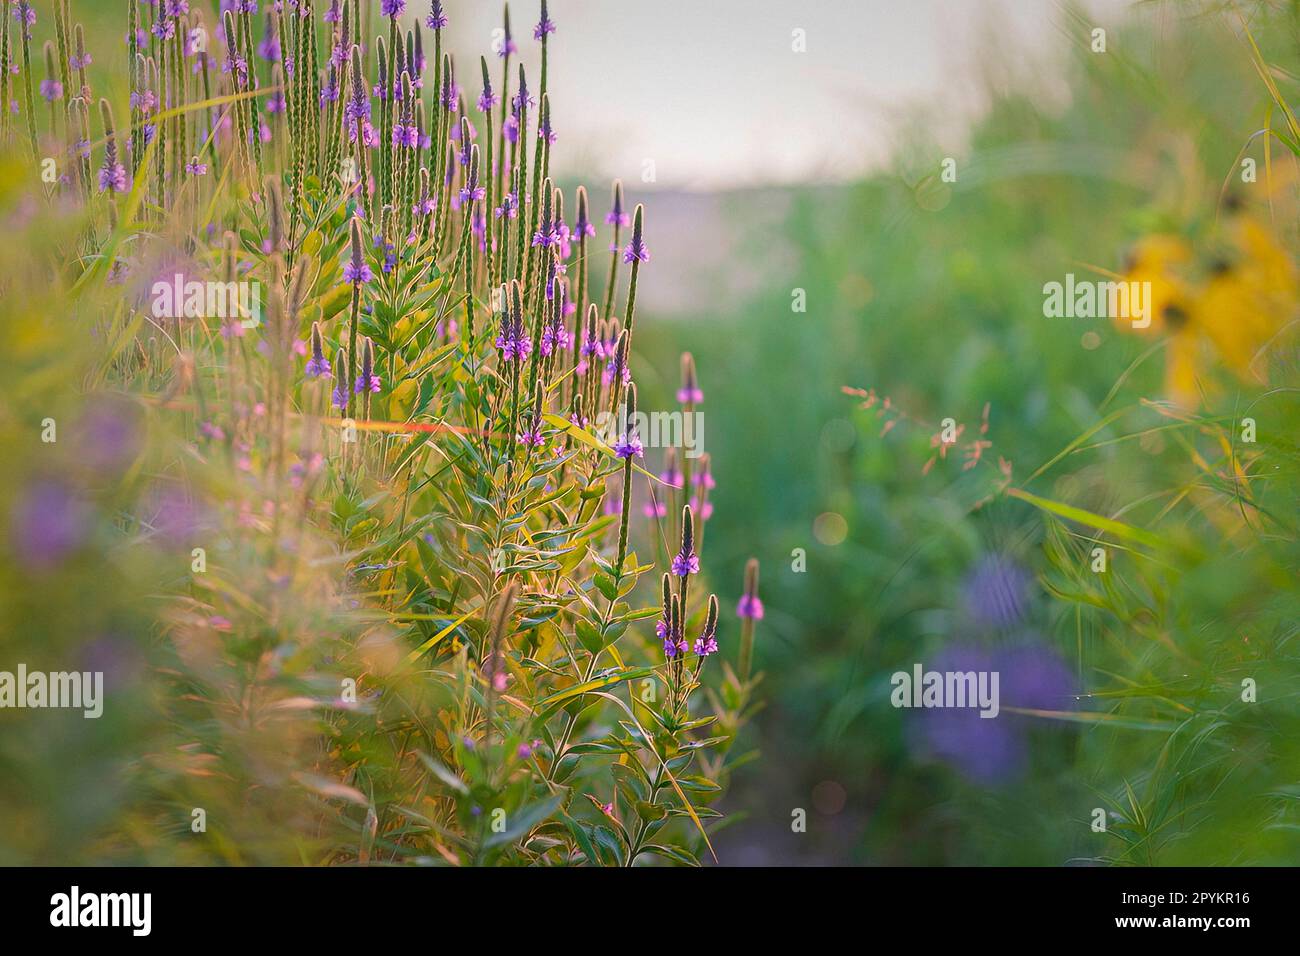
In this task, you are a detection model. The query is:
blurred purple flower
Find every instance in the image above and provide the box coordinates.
[913,640,1076,786]
[10,480,89,570]
[963,554,1032,630]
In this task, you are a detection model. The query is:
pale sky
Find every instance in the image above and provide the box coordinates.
[434,0,1133,190]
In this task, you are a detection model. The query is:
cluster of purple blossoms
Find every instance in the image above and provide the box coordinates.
[657,617,687,660]
[623,232,650,265]
[12,1,35,39]
[736,593,764,620]
[342,255,372,285]
[614,432,643,460]
[305,324,332,379]
[425,1,448,30]
[70,51,92,70]
[374,235,398,273]
[538,113,557,145]
[413,191,436,218]
[606,191,630,228]
[603,349,631,387]
[672,507,700,577]
[693,613,719,658]
[572,206,596,241]
[257,22,280,62]
[459,165,486,205]
[496,288,531,363]
[320,73,341,107]
[678,383,704,403]
[532,214,559,247]
[540,310,571,357]
[381,0,406,18]
[516,423,545,448]
[98,150,127,193]
[393,123,420,148]
[671,549,699,577]
[678,354,704,404]
[342,221,373,285]
[185,157,209,176]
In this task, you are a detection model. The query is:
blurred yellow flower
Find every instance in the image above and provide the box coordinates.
[1120,204,1298,407]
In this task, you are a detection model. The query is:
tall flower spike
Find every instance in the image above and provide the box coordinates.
[664,592,686,659]
[534,0,556,40]
[737,558,762,683]
[343,217,372,284]
[656,572,672,643]
[426,1,448,31]
[678,351,703,404]
[356,336,381,394]
[460,142,484,203]
[331,347,349,410]
[580,304,599,357]
[97,98,127,193]
[517,381,545,447]
[623,202,649,264]
[614,383,643,459]
[672,505,699,577]
[532,176,556,247]
[574,185,595,238]
[737,557,763,620]
[694,594,719,658]
[604,328,630,419]
[306,321,332,377]
[477,58,497,112]
[606,179,628,227]
[496,278,530,361]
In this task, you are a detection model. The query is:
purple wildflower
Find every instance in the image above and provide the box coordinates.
[538,112,556,145]
[736,594,764,620]
[671,551,699,576]
[623,232,650,265]
[516,424,545,448]
[40,79,62,102]
[671,506,699,577]
[533,1,555,42]
[393,123,420,148]
[257,22,280,62]
[10,480,89,571]
[381,0,406,18]
[98,161,127,193]
[606,184,630,227]
[305,323,332,378]
[342,220,373,285]
[425,1,448,30]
